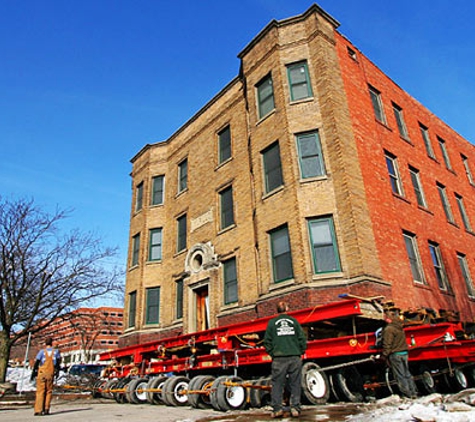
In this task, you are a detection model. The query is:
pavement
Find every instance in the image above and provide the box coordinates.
[0,394,359,422]
[0,396,225,422]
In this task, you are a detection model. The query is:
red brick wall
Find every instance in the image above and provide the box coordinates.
[335,32,475,321]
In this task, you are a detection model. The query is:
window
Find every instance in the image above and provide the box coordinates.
[131,233,140,267]
[262,142,283,193]
[455,194,472,231]
[218,125,232,164]
[145,287,160,325]
[403,232,425,283]
[347,46,357,60]
[176,279,183,319]
[269,225,294,282]
[457,253,475,297]
[151,175,165,205]
[428,242,450,291]
[385,152,404,196]
[437,183,454,223]
[256,74,275,119]
[219,186,234,229]
[461,154,474,185]
[128,291,136,328]
[178,158,188,193]
[392,103,409,139]
[177,214,187,252]
[296,131,325,179]
[369,85,386,123]
[135,182,144,212]
[308,217,341,273]
[287,61,313,101]
[437,137,452,170]
[419,124,435,159]
[223,257,238,304]
[148,228,162,261]
[409,166,426,207]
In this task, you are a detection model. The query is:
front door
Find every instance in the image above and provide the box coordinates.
[194,285,209,331]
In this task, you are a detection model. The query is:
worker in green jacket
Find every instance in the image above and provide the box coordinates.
[264,301,307,418]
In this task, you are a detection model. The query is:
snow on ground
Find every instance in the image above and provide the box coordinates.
[6,367,68,392]
[6,368,475,421]
[346,392,475,422]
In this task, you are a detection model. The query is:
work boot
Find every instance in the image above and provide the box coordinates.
[271,409,283,418]
[290,408,300,418]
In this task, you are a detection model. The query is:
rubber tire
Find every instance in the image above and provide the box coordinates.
[464,365,475,388]
[102,378,118,399]
[415,365,437,395]
[91,379,106,399]
[114,378,130,403]
[249,377,271,408]
[187,375,215,409]
[328,373,342,402]
[127,377,149,404]
[301,362,330,405]
[384,367,395,396]
[146,376,168,405]
[443,367,469,393]
[161,375,190,406]
[210,375,247,411]
[333,366,365,402]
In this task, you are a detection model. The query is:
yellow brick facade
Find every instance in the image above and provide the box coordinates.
[121,5,388,347]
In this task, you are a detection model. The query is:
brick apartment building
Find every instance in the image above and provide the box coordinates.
[10,307,124,366]
[121,4,475,348]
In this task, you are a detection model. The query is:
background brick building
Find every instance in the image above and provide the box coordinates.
[11,307,123,367]
[121,4,475,347]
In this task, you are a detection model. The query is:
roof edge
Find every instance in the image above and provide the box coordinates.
[237,3,340,60]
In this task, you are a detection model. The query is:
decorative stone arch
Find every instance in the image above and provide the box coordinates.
[185,242,219,274]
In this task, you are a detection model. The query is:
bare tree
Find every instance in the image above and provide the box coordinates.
[0,197,123,382]
[62,309,114,364]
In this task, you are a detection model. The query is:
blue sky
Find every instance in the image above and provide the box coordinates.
[1,1,474,279]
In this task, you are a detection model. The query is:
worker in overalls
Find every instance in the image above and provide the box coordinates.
[31,337,62,416]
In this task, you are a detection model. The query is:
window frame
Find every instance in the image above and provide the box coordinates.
[287,60,313,101]
[409,166,426,207]
[219,185,235,230]
[223,257,238,305]
[461,154,474,185]
[419,124,436,159]
[178,158,188,194]
[437,136,452,170]
[428,242,450,291]
[457,253,475,298]
[269,225,294,283]
[135,182,144,212]
[145,287,160,325]
[385,152,404,196]
[128,291,136,328]
[296,130,326,179]
[218,125,232,164]
[262,141,284,194]
[392,103,409,139]
[308,217,341,274]
[176,214,187,253]
[403,231,425,284]
[369,85,386,123]
[131,233,140,267]
[437,183,455,223]
[256,73,275,119]
[148,228,163,262]
[176,279,184,320]
[455,193,472,231]
[151,175,165,206]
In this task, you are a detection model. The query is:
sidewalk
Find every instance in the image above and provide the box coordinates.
[0,397,224,422]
